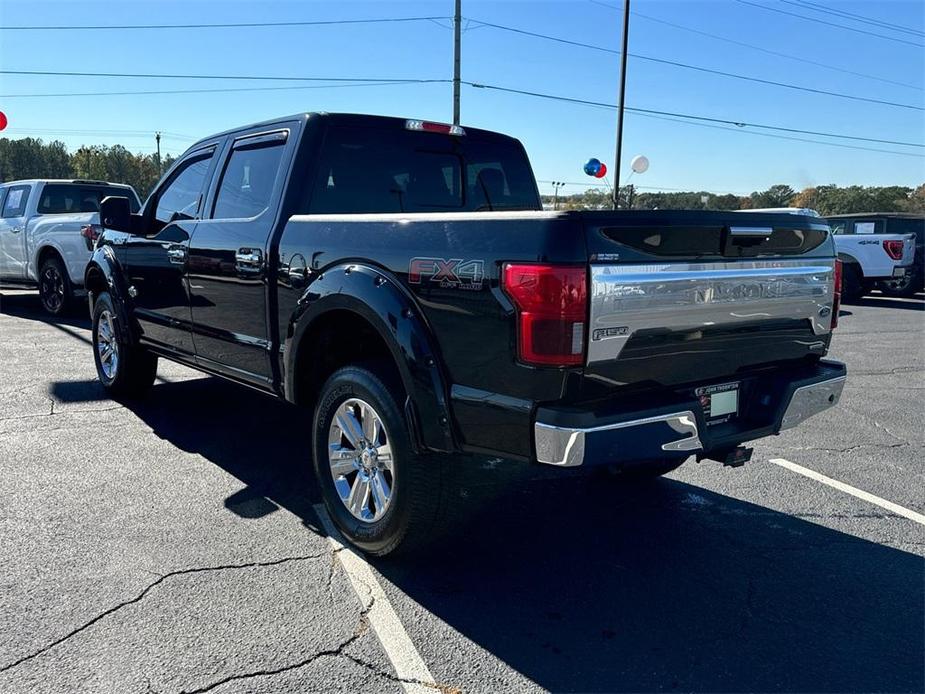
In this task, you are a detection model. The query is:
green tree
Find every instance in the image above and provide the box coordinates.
[750,184,795,208]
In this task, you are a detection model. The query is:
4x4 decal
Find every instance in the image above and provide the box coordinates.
[408,257,484,291]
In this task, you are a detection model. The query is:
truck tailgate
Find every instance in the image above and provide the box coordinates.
[578,210,836,390]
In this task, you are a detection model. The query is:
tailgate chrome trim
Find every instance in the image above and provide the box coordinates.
[588,259,835,364]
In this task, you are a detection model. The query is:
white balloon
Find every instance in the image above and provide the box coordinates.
[630,155,649,174]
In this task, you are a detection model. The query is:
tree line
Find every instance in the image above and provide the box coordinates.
[545,182,925,215]
[0,137,177,201]
[2,136,922,216]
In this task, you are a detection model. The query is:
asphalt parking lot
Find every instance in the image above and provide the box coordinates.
[0,287,922,694]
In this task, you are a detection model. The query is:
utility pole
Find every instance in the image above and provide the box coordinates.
[551,181,566,210]
[453,0,461,125]
[612,0,630,210]
[155,131,162,175]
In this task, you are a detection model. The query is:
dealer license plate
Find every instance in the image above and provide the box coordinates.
[695,382,739,424]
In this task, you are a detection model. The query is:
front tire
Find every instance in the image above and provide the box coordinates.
[92,292,157,398]
[313,365,448,557]
[39,255,72,316]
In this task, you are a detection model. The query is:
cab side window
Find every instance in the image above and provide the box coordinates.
[2,185,30,218]
[829,222,846,235]
[154,153,213,226]
[212,140,286,220]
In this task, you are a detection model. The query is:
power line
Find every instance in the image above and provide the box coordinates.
[626,10,922,91]
[733,0,925,48]
[630,110,925,159]
[537,179,750,194]
[464,81,925,150]
[785,0,925,38]
[465,18,923,111]
[0,80,446,99]
[0,69,446,84]
[1,127,195,140]
[0,16,452,31]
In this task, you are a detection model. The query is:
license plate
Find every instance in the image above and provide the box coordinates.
[893,267,907,278]
[696,382,739,424]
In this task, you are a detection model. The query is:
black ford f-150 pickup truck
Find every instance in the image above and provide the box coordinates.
[86,112,847,555]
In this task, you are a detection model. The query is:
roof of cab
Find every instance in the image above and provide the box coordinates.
[0,179,135,188]
[825,212,924,219]
[185,112,520,151]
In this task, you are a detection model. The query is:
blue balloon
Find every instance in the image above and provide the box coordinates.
[583,158,602,176]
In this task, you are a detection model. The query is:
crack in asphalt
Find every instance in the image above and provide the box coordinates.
[0,554,327,674]
[179,595,378,694]
[179,631,367,694]
[0,400,124,422]
[340,652,462,694]
[782,441,911,454]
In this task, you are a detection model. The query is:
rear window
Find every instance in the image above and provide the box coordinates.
[887,218,924,243]
[37,184,140,215]
[306,126,540,214]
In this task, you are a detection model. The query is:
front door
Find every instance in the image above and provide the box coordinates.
[123,147,218,356]
[0,185,31,280]
[187,128,291,386]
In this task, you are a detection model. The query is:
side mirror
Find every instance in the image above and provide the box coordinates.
[99,196,133,233]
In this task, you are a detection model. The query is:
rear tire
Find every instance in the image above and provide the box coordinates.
[92,292,158,398]
[879,266,923,298]
[313,365,449,557]
[841,263,865,303]
[38,255,72,316]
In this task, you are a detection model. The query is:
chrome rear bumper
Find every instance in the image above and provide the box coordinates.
[534,361,846,467]
[779,374,846,430]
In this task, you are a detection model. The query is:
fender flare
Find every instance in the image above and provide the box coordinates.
[837,251,862,276]
[84,245,137,343]
[285,262,456,453]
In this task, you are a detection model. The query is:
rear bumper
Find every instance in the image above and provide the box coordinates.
[534,359,846,467]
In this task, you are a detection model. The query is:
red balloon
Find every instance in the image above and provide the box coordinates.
[0,111,7,131]
[594,162,607,178]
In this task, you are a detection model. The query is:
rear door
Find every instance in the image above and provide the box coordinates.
[123,145,220,356]
[186,126,294,386]
[0,184,32,279]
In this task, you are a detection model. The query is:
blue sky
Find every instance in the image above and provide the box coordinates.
[1,0,923,196]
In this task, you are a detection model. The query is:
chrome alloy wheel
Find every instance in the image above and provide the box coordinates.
[328,398,395,523]
[40,265,65,312]
[96,309,120,381]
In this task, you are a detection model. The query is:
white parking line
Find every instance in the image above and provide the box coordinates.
[770,458,925,526]
[314,504,437,694]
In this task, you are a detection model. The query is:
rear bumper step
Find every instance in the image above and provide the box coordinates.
[534,359,846,467]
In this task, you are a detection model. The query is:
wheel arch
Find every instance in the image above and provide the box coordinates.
[286,263,456,454]
[84,246,136,342]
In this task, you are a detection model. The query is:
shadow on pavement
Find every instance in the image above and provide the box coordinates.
[843,293,924,311]
[51,374,925,693]
[0,291,92,342]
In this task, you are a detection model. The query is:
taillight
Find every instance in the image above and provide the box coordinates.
[831,259,842,330]
[501,263,587,366]
[80,223,102,249]
[883,240,904,260]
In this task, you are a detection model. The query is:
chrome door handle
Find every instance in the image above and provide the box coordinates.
[10,226,23,234]
[235,248,263,267]
[167,247,187,264]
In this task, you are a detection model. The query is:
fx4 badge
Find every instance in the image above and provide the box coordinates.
[408,257,484,291]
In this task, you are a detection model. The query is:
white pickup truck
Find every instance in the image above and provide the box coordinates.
[827,214,920,299]
[738,208,916,301]
[0,179,141,314]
